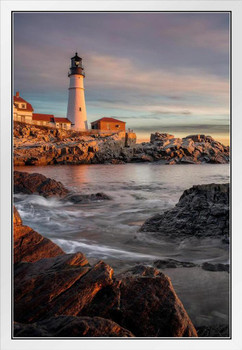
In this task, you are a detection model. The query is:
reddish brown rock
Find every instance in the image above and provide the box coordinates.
[14,257,112,323]
[13,209,197,337]
[13,206,22,226]
[14,206,64,263]
[14,171,69,197]
[14,225,65,263]
[14,316,134,337]
[82,265,198,337]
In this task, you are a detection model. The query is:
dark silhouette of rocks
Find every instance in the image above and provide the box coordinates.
[14,171,69,197]
[196,325,229,337]
[141,183,229,241]
[202,262,229,272]
[13,207,197,337]
[154,259,197,269]
[64,192,111,203]
[14,122,229,165]
[14,316,134,337]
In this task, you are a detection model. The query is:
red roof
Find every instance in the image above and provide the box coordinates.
[32,114,54,122]
[54,117,71,123]
[13,95,34,112]
[91,117,126,124]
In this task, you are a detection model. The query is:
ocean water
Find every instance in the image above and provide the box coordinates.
[14,163,230,328]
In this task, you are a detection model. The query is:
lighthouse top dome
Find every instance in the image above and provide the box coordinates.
[72,52,82,60]
[68,52,85,77]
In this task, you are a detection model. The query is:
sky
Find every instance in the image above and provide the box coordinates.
[14,12,230,144]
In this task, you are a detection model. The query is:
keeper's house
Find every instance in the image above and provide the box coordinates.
[13,92,71,129]
[91,117,126,132]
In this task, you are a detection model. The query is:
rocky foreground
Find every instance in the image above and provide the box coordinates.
[13,207,197,338]
[14,122,229,165]
[140,183,229,242]
[14,170,111,202]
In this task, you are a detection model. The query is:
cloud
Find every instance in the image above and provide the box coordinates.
[86,54,229,100]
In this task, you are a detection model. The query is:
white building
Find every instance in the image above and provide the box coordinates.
[13,92,71,129]
[67,53,88,130]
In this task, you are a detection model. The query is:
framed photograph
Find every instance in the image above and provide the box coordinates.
[1,1,242,350]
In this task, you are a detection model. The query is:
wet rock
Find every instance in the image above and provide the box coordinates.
[14,210,197,337]
[14,316,134,337]
[14,171,69,197]
[14,257,113,323]
[202,262,229,272]
[14,206,64,263]
[140,183,229,240]
[82,265,197,337]
[154,259,197,269]
[65,192,112,203]
[196,324,229,337]
[13,206,22,226]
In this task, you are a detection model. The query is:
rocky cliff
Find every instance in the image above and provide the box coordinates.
[14,122,229,166]
[13,207,197,338]
[14,122,136,166]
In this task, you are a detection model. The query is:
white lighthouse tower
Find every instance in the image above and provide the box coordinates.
[67,53,88,130]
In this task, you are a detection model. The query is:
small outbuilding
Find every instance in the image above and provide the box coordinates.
[91,117,126,131]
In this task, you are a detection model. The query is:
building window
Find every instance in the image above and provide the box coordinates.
[21,104,25,108]
[79,107,82,111]
[116,124,120,128]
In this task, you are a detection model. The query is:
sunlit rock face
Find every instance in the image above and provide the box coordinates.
[13,206,65,263]
[141,183,229,241]
[13,207,197,337]
[14,122,228,166]
[14,171,69,197]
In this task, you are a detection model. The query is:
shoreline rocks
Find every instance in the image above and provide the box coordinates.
[140,183,229,241]
[14,171,112,202]
[13,207,197,338]
[14,122,229,166]
[14,171,69,197]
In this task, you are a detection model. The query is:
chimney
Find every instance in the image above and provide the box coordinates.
[16,91,20,97]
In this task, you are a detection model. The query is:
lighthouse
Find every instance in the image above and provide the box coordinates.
[67,53,88,130]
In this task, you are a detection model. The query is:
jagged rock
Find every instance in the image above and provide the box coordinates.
[150,133,175,143]
[14,206,64,263]
[140,183,229,240]
[13,210,197,337]
[202,262,229,272]
[154,259,197,269]
[14,122,136,166]
[14,316,134,337]
[14,171,69,197]
[81,265,197,337]
[13,206,22,226]
[14,123,228,165]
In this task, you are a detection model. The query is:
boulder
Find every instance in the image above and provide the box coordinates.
[64,192,112,203]
[14,171,69,197]
[13,209,197,337]
[14,206,64,263]
[201,262,229,272]
[140,183,229,240]
[14,316,134,337]
[80,265,197,337]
